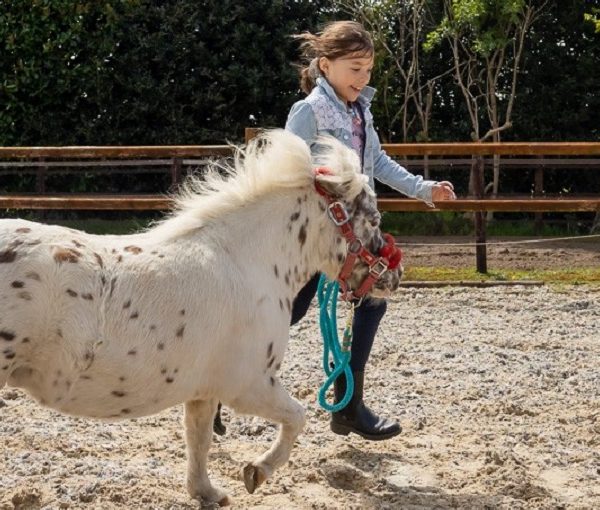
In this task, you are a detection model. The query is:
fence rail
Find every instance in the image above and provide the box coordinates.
[2,138,599,272]
[1,195,598,213]
[1,142,599,213]
[382,142,600,156]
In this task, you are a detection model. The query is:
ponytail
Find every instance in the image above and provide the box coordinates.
[299,58,321,95]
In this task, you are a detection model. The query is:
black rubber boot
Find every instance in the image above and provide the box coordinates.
[213,402,226,436]
[330,370,401,441]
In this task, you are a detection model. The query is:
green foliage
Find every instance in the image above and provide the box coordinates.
[381,211,472,236]
[584,8,600,32]
[512,1,600,141]
[0,1,130,145]
[0,0,598,150]
[424,0,527,56]
[381,210,595,237]
[0,0,325,145]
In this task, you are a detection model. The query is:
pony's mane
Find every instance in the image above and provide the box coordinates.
[150,129,364,239]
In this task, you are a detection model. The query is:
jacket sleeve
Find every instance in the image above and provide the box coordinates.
[285,101,318,147]
[371,129,435,205]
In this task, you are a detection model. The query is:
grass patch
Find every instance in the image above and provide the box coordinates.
[404,266,600,285]
[381,211,592,237]
[382,211,472,236]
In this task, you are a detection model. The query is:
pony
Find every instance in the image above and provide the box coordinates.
[0,129,402,506]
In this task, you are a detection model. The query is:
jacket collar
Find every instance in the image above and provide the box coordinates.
[316,76,376,111]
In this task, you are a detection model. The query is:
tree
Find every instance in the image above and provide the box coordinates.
[335,1,451,147]
[0,1,129,145]
[425,0,549,199]
[512,1,600,142]
[0,0,327,146]
[99,0,327,144]
[585,7,600,32]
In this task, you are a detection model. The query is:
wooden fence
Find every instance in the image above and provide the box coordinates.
[1,134,599,271]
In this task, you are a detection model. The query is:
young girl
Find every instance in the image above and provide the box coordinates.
[284,21,456,441]
[213,21,456,441]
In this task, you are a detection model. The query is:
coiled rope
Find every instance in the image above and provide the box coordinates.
[316,274,354,412]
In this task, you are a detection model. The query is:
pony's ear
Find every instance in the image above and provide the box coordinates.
[314,167,366,199]
[313,135,365,200]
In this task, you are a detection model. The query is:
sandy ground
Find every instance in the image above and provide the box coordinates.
[400,235,600,271]
[1,239,599,509]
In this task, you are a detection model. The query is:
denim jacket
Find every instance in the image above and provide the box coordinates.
[285,77,434,204]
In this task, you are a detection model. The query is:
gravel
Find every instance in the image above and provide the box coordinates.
[1,285,599,509]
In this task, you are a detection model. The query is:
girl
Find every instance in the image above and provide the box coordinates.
[213,21,456,441]
[284,21,456,441]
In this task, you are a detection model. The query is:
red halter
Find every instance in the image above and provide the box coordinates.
[314,167,402,301]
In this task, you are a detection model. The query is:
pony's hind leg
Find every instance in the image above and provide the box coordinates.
[184,398,231,506]
[231,376,306,494]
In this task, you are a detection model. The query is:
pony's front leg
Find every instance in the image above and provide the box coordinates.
[184,398,230,506]
[231,376,306,494]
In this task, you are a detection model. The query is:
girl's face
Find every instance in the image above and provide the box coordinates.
[319,53,374,104]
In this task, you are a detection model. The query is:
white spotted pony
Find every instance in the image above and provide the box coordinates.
[0,130,402,506]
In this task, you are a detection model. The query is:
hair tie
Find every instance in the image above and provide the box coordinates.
[308,57,322,80]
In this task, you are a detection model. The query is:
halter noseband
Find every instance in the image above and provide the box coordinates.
[314,167,402,301]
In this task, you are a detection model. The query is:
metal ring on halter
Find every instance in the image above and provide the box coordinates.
[369,259,388,277]
[327,202,350,226]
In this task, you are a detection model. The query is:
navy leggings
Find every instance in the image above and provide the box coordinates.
[290,274,387,371]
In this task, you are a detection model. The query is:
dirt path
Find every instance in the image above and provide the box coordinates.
[1,284,599,509]
[401,235,600,271]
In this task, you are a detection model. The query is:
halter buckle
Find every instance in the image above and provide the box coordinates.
[369,259,388,278]
[327,202,349,226]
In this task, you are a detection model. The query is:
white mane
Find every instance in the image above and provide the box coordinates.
[151,129,365,240]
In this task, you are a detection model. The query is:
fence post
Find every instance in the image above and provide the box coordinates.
[35,157,48,221]
[534,157,544,234]
[474,155,487,273]
[35,157,47,194]
[170,158,182,190]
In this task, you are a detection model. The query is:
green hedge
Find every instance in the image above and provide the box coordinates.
[0,0,326,145]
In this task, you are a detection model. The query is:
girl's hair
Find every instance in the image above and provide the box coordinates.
[293,21,374,95]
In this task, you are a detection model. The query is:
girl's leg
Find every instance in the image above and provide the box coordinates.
[349,297,387,372]
[290,273,320,326]
[331,297,401,440]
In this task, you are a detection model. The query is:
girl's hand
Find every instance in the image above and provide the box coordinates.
[432,181,456,202]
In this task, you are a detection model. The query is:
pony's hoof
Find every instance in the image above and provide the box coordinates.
[187,482,230,507]
[217,495,232,507]
[242,463,266,494]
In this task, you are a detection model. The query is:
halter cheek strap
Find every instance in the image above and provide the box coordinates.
[313,167,402,301]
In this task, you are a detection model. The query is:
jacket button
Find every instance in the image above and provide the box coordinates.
[343,135,349,140]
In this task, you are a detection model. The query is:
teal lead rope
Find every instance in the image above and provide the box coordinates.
[317,274,354,412]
